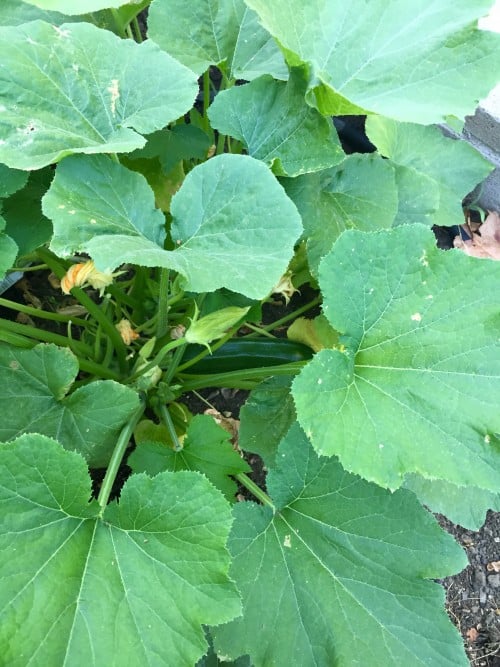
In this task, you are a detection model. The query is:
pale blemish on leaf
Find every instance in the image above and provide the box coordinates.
[419,250,429,267]
[52,25,70,39]
[107,79,120,116]
[379,443,384,449]
[68,210,76,215]
[9,360,19,370]
[283,535,291,548]
[90,219,97,224]
[411,313,422,322]
[317,378,323,385]
[485,434,491,444]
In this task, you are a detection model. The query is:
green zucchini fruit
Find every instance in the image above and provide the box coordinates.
[181,338,313,373]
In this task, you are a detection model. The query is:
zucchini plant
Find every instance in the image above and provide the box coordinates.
[0,1,499,665]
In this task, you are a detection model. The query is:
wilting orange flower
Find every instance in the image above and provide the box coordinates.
[115,319,140,345]
[60,260,116,296]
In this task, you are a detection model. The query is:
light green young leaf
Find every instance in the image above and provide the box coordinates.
[0,21,198,169]
[238,376,295,467]
[366,117,493,226]
[208,69,344,176]
[44,153,303,299]
[214,423,467,667]
[404,473,500,531]
[245,0,500,123]
[148,0,287,80]
[0,434,240,665]
[293,225,500,491]
[284,153,397,276]
[0,343,140,466]
[129,414,251,501]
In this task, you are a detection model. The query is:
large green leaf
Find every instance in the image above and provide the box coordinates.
[0,21,198,169]
[128,414,251,501]
[284,153,397,276]
[0,343,140,466]
[0,0,77,25]
[213,423,467,666]
[366,117,493,226]
[404,473,500,531]
[44,153,303,299]
[0,433,240,665]
[292,225,500,490]
[246,0,500,123]
[148,0,287,80]
[208,69,344,176]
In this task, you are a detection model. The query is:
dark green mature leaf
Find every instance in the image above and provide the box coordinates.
[366,117,493,226]
[0,225,17,279]
[129,414,251,501]
[2,168,53,256]
[284,153,397,276]
[0,21,198,169]
[214,423,467,666]
[246,0,500,123]
[239,376,295,467]
[45,153,303,299]
[0,164,28,198]
[128,125,212,174]
[148,0,287,80]
[0,434,241,665]
[208,69,344,176]
[293,225,500,490]
[0,343,140,466]
[404,473,500,530]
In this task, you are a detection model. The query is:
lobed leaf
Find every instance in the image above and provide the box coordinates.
[293,225,500,491]
[0,434,240,665]
[0,343,140,466]
[366,117,493,226]
[213,423,467,666]
[0,21,198,169]
[129,414,251,501]
[284,153,398,276]
[148,0,287,80]
[208,69,344,176]
[44,153,303,299]
[246,0,500,123]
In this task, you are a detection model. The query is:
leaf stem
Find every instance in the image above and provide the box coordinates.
[159,403,183,451]
[156,268,170,338]
[0,317,90,355]
[0,296,90,328]
[245,295,322,338]
[234,473,275,509]
[178,361,307,390]
[97,400,146,512]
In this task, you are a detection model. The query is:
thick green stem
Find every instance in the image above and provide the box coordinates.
[202,69,211,132]
[156,268,170,339]
[97,400,146,512]
[109,8,126,38]
[131,16,143,43]
[235,473,275,509]
[178,361,306,391]
[159,403,183,451]
[0,296,89,328]
[0,317,90,356]
[245,295,322,338]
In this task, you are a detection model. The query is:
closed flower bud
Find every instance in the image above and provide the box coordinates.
[116,319,140,345]
[186,306,250,347]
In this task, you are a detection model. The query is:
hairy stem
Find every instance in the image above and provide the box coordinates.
[97,400,146,512]
[234,473,275,509]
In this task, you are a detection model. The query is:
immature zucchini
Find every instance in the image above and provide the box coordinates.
[181,338,313,373]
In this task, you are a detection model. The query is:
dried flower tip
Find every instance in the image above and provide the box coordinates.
[272,272,299,305]
[60,260,116,295]
[170,324,186,340]
[116,319,140,345]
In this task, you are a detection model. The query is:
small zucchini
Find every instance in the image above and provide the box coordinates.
[181,338,313,374]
